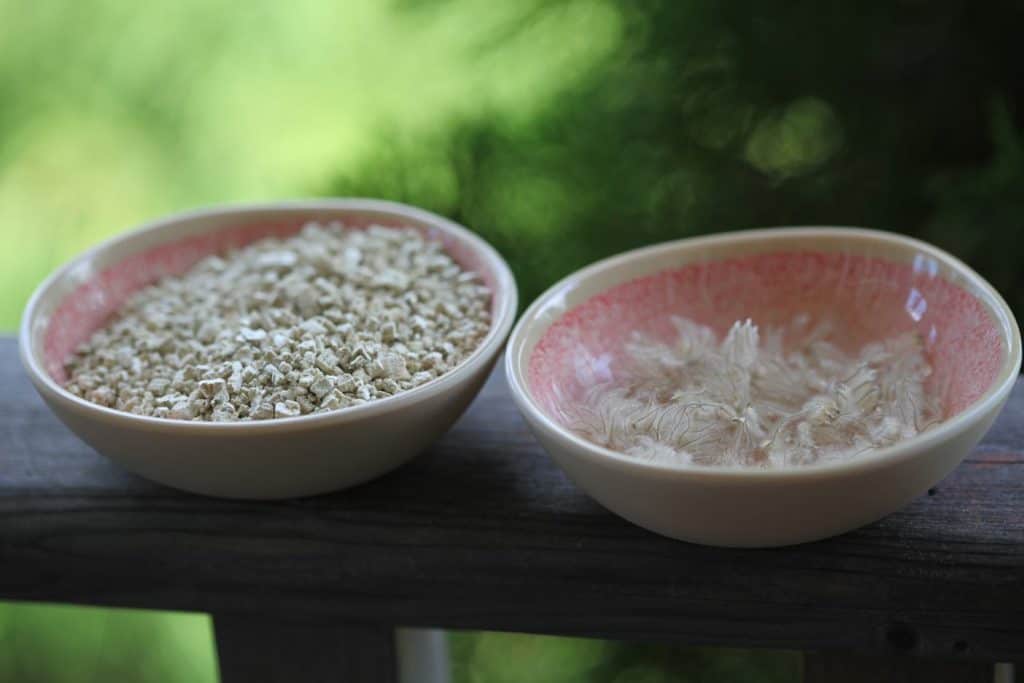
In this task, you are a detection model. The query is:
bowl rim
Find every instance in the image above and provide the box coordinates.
[505,226,1022,480]
[19,198,518,435]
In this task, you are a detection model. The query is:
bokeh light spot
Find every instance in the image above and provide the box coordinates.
[744,96,844,176]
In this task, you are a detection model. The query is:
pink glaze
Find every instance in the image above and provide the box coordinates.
[529,250,1003,421]
[44,216,498,384]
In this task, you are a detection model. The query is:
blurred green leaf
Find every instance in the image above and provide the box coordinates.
[468,633,612,683]
[0,603,216,683]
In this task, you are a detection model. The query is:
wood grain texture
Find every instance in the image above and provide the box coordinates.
[214,616,396,683]
[1,338,1022,661]
[802,652,993,683]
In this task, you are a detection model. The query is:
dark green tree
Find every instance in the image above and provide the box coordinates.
[330,0,1024,311]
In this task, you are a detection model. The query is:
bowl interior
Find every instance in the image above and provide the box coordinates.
[527,231,1013,430]
[32,204,507,386]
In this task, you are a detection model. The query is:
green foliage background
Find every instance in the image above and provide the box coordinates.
[2,0,1021,680]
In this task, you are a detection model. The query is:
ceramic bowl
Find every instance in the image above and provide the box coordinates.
[506,227,1020,547]
[20,199,517,499]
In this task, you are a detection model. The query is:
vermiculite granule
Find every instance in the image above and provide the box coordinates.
[564,316,941,468]
[65,222,491,421]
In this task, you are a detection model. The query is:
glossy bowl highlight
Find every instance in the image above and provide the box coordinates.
[21,199,517,499]
[506,227,1020,547]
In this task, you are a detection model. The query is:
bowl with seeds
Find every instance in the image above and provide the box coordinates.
[506,227,1020,546]
[21,199,517,498]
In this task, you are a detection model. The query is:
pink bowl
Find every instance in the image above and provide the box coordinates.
[506,227,1020,546]
[20,200,518,499]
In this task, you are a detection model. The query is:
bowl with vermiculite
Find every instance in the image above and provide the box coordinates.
[20,199,517,499]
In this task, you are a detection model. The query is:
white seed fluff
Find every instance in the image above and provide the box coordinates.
[65,222,491,421]
[563,315,941,468]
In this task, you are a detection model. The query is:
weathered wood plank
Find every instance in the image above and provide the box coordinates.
[213,615,396,683]
[1,338,1023,660]
[802,652,993,683]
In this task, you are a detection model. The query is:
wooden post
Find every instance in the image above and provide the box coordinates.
[214,615,397,683]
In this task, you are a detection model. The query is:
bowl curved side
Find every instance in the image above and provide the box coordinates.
[31,353,499,499]
[516,388,1007,546]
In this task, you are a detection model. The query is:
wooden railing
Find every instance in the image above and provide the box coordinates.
[1,338,1020,682]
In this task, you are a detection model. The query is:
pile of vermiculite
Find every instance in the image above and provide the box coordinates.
[65,222,491,421]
